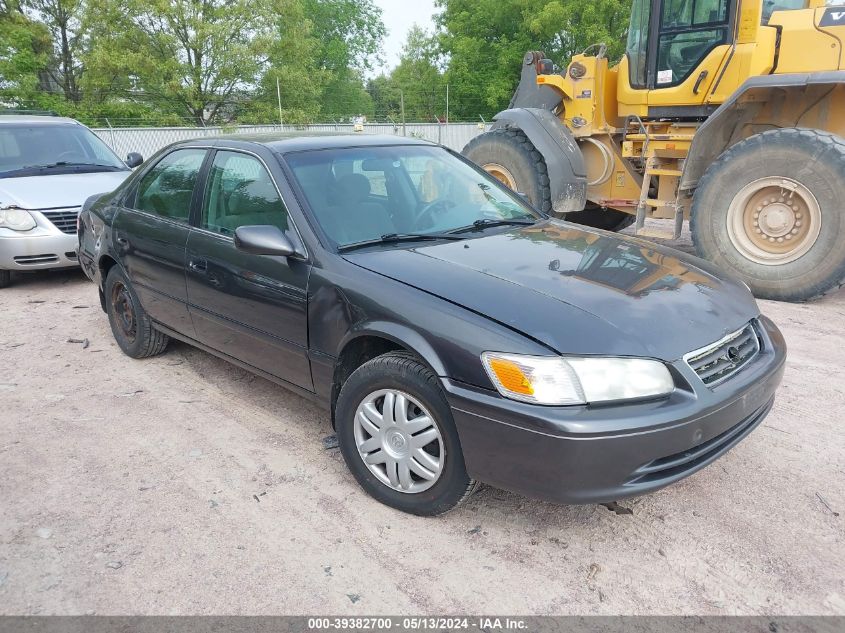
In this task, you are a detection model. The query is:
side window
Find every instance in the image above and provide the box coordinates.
[763,0,807,24]
[656,0,731,87]
[135,149,206,221]
[201,150,289,236]
[626,0,652,88]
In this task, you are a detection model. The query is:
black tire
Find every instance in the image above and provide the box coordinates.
[464,129,633,231]
[335,352,478,516]
[565,203,636,232]
[691,128,845,301]
[104,265,169,358]
[0,270,10,289]
[463,127,553,214]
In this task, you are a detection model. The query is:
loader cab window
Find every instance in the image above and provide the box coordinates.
[763,0,807,24]
[626,0,652,88]
[655,0,732,87]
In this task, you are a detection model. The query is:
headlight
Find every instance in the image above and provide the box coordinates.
[481,352,674,405]
[0,208,36,231]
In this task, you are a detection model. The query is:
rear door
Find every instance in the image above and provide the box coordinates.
[113,147,207,334]
[185,148,312,390]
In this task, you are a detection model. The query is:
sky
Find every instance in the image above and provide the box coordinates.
[373,0,439,73]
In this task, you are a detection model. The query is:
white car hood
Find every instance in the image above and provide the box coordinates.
[0,171,130,210]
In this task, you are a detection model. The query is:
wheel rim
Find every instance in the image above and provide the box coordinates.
[110,281,137,342]
[726,176,822,265]
[353,389,445,494]
[483,163,518,190]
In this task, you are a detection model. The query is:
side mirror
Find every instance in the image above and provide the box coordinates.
[125,152,143,168]
[234,225,295,257]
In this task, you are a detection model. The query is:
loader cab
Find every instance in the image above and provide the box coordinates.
[617,0,812,116]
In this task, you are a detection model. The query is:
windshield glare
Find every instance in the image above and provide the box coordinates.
[0,123,126,177]
[286,145,539,247]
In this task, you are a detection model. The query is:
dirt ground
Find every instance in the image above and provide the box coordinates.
[1,226,844,616]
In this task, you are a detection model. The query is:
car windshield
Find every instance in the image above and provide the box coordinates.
[0,123,127,178]
[285,145,540,247]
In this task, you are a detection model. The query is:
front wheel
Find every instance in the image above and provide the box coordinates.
[692,128,845,301]
[335,352,477,516]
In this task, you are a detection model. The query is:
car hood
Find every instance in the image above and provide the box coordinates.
[0,171,130,210]
[343,220,760,361]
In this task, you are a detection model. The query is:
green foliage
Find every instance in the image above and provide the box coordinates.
[436,0,632,120]
[0,2,53,106]
[369,26,446,122]
[1,0,633,125]
[83,0,275,125]
[303,0,386,73]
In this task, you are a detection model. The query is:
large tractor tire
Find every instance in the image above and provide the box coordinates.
[464,128,633,232]
[691,128,845,302]
[463,128,553,214]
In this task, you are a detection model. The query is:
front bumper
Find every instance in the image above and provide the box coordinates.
[0,209,80,271]
[445,315,786,505]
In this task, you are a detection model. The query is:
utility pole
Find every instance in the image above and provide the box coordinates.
[276,77,283,127]
[446,83,449,126]
[400,89,406,136]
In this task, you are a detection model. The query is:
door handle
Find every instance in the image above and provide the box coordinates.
[188,259,207,273]
[693,70,709,95]
[116,236,129,247]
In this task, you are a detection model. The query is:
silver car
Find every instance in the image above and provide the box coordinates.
[0,115,141,288]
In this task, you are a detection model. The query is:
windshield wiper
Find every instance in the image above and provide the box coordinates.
[1,162,124,178]
[338,232,466,252]
[448,217,537,234]
[34,162,123,171]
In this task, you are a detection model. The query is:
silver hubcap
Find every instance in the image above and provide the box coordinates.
[353,389,445,494]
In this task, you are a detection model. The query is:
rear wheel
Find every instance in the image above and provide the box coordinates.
[104,266,170,358]
[335,352,477,516]
[0,270,10,289]
[692,128,845,301]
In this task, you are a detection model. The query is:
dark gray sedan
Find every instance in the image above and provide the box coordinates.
[78,134,786,516]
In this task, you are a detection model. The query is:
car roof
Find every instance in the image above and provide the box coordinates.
[174,132,437,154]
[0,115,82,125]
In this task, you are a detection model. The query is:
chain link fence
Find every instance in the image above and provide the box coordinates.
[91,122,487,161]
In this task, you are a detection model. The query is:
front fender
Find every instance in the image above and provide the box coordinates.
[338,321,449,377]
[492,107,586,214]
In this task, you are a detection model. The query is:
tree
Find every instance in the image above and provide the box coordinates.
[436,0,631,120]
[0,1,54,107]
[84,0,276,125]
[254,0,384,123]
[243,0,325,124]
[25,0,87,102]
[370,26,445,122]
[302,0,385,75]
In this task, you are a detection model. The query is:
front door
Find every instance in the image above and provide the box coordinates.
[185,149,312,390]
[113,147,207,334]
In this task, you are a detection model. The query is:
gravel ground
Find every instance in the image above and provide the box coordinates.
[1,226,844,616]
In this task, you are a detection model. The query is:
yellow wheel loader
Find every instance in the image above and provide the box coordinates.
[463,0,845,301]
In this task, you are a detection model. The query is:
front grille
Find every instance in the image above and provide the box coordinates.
[14,254,59,265]
[685,321,760,386]
[42,209,79,234]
